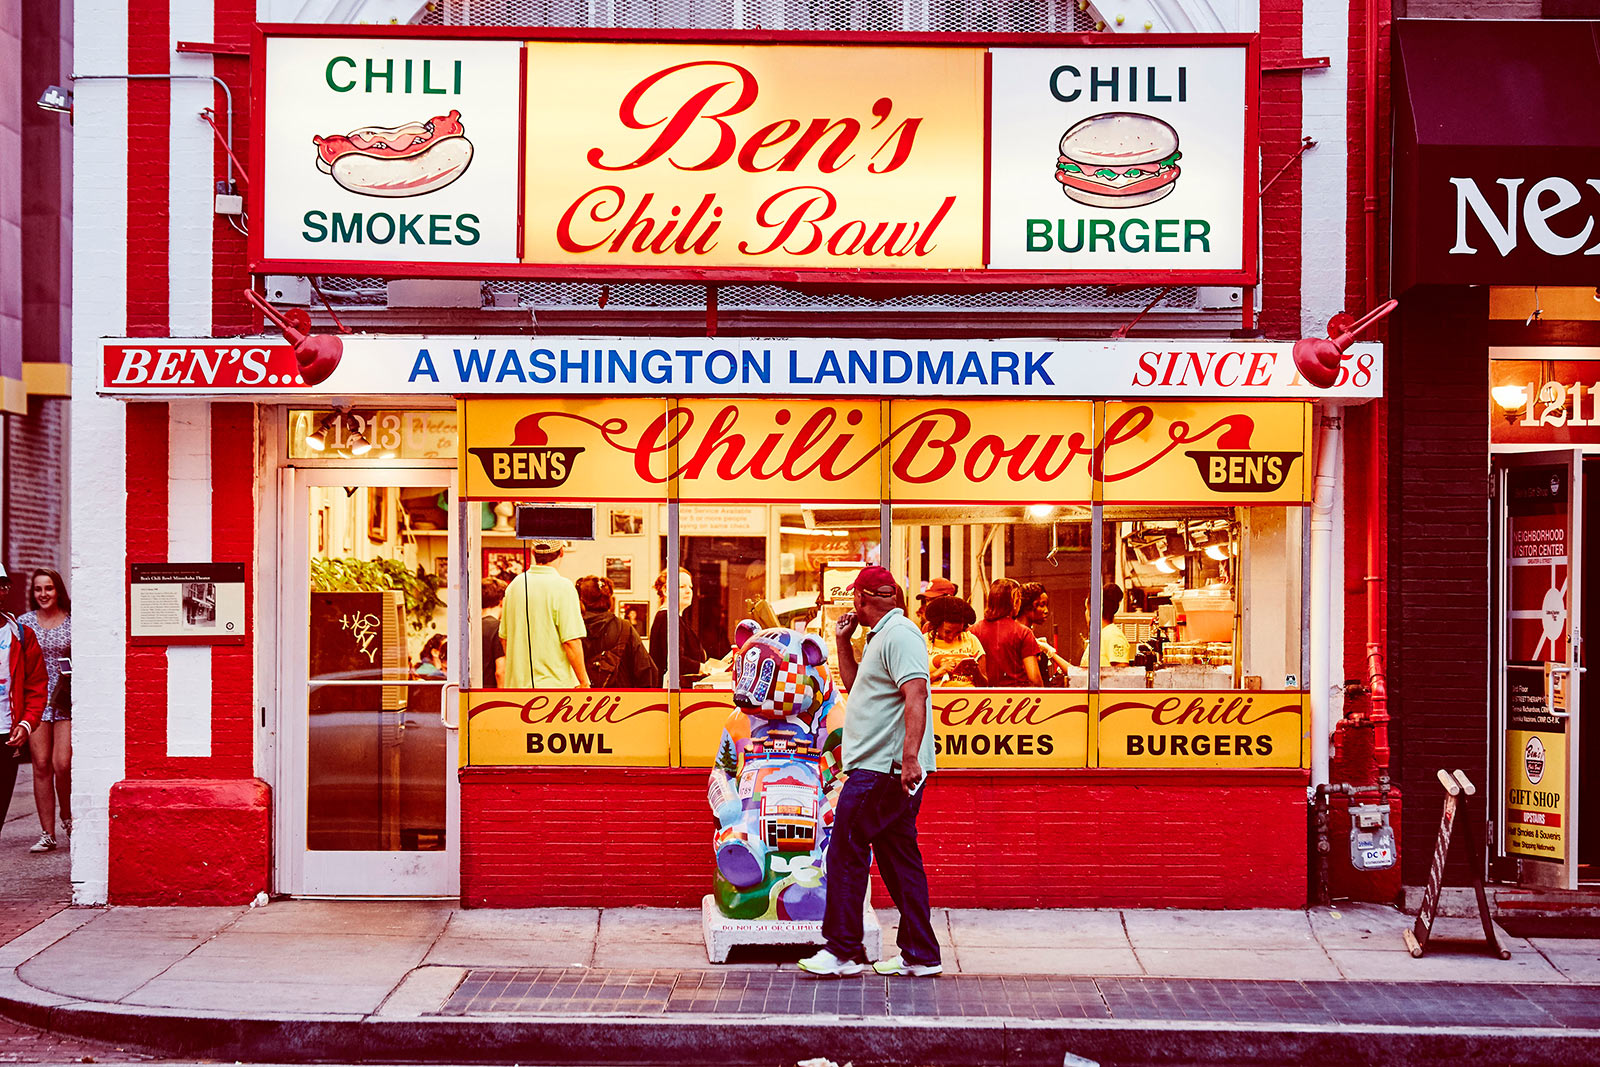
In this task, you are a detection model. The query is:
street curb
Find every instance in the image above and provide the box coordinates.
[6,972,1600,1067]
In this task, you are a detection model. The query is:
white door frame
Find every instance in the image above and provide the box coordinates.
[276,466,460,898]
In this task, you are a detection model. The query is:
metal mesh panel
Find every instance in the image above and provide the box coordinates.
[419,0,1101,32]
[307,276,1201,312]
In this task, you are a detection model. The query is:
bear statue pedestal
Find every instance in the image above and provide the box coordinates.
[701,895,883,964]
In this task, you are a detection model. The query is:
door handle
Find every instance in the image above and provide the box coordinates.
[440,684,460,730]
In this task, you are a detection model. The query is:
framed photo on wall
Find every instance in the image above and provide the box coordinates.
[483,547,527,585]
[619,600,649,637]
[609,508,644,536]
[367,487,388,543]
[606,555,633,592]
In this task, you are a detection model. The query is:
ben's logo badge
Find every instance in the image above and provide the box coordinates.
[469,412,585,489]
[1185,450,1301,493]
[1526,736,1546,785]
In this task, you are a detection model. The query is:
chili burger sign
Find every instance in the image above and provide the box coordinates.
[252,26,1258,284]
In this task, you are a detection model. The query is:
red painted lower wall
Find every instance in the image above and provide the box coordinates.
[460,768,1309,909]
[109,779,271,906]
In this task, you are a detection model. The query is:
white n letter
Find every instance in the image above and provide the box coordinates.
[1450,177,1522,256]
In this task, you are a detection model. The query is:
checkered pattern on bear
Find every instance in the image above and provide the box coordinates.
[754,658,808,715]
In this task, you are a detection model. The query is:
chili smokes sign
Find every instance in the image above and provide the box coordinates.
[252,27,1256,283]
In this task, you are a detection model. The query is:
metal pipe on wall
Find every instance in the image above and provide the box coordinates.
[1310,412,1343,787]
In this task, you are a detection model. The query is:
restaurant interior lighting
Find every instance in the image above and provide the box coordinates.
[1491,384,1530,419]
[1027,504,1057,519]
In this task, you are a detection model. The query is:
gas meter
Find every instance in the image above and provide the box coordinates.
[1349,802,1396,871]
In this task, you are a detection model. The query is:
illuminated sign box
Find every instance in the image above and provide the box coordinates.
[252,27,1258,285]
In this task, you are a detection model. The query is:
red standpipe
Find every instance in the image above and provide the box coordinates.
[1363,0,1391,794]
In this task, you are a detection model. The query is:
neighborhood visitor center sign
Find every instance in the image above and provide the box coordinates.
[252,27,1259,284]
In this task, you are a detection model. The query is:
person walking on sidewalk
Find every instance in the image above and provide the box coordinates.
[0,565,49,846]
[799,565,942,979]
[18,569,70,851]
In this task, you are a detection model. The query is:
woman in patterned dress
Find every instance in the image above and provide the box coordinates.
[19,569,70,853]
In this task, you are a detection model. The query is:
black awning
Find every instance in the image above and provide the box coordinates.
[1394,19,1600,289]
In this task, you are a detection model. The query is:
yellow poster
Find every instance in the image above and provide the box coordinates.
[463,689,670,766]
[460,397,668,500]
[1506,728,1567,861]
[679,692,739,768]
[523,42,985,269]
[1100,402,1311,504]
[675,399,881,502]
[888,400,1094,503]
[1097,691,1305,768]
[932,689,1088,768]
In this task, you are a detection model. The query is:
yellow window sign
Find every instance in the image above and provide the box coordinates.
[888,400,1094,504]
[932,689,1088,768]
[1100,401,1311,504]
[1097,691,1305,769]
[460,397,668,500]
[463,689,670,766]
[675,399,882,503]
[1506,728,1567,862]
[523,43,986,270]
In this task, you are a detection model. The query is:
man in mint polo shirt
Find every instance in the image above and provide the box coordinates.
[799,566,942,978]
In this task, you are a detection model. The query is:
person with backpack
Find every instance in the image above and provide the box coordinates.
[576,575,660,689]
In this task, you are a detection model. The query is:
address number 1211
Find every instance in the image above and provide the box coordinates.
[1521,382,1595,428]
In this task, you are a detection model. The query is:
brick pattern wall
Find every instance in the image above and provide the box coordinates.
[1389,285,1490,886]
[1257,0,1304,338]
[4,397,68,610]
[125,0,168,337]
[211,0,252,337]
[208,402,254,779]
[461,769,1310,909]
[123,402,169,778]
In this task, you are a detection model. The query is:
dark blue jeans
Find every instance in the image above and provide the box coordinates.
[822,769,940,967]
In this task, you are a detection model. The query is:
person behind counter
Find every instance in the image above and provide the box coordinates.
[649,568,728,685]
[1080,583,1133,667]
[913,577,958,633]
[970,578,1043,687]
[576,575,660,688]
[1017,582,1073,686]
[924,595,985,687]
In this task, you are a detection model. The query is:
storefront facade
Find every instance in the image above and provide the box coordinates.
[70,1,1385,908]
[1391,17,1600,893]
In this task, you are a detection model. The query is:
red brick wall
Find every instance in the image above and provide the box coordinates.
[1257,0,1304,338]
[461,768,1309,909]
[1388,285,1489,886]
[124,401,169,779]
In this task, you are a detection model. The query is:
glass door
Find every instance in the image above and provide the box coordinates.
[1495,450,1583,890]
[283,468,459,896]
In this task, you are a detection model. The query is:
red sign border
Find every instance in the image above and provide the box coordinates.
[249,25,1261,287]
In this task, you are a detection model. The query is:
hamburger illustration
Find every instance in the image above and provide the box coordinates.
[1054,112,1182,209]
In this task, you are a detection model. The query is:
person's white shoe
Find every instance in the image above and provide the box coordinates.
[873,955,944,977]
[29,833,56,854]
[797,948,866,977]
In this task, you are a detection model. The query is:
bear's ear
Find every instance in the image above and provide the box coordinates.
[734,619,762,648]
[800,633,828,667]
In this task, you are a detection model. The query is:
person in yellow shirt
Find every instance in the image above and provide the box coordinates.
[1081,583,1133,668]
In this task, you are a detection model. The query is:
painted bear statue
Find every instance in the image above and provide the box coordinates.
[707,620,845,921]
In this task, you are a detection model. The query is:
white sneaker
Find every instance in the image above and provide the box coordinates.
[873,955,944,977]
[797,948,866,978]
[60,818,71,837]
[29,833,56,854]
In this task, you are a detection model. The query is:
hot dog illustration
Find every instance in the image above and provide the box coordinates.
[312,110,473,198]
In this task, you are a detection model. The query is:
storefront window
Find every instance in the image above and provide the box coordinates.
[1096,506,1304,690]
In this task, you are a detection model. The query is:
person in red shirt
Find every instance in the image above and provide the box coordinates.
[969,578,1044,687]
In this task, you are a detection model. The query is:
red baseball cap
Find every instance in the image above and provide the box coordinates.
[849,565,900,597]
[917,577,958,601]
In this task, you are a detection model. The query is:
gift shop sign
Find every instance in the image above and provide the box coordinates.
[459,397,1312,505]
[252,27,1256,283]
[100,337,1380,399]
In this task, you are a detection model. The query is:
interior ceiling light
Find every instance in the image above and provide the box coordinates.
[1027,504,1056,519]
[1527,285,1543,327]
[1491,384,1530,414]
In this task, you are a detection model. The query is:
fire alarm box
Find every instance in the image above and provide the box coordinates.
[1349,802,1397,871]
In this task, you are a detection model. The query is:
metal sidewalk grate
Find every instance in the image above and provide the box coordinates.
[440,967,1600,1027]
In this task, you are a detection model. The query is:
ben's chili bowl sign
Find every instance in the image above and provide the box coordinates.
[99,337,1382,398]
[460,398,1311,504]
[524,43,985,270]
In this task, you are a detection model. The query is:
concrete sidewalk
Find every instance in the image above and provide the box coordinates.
[3,898,1600,1065]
